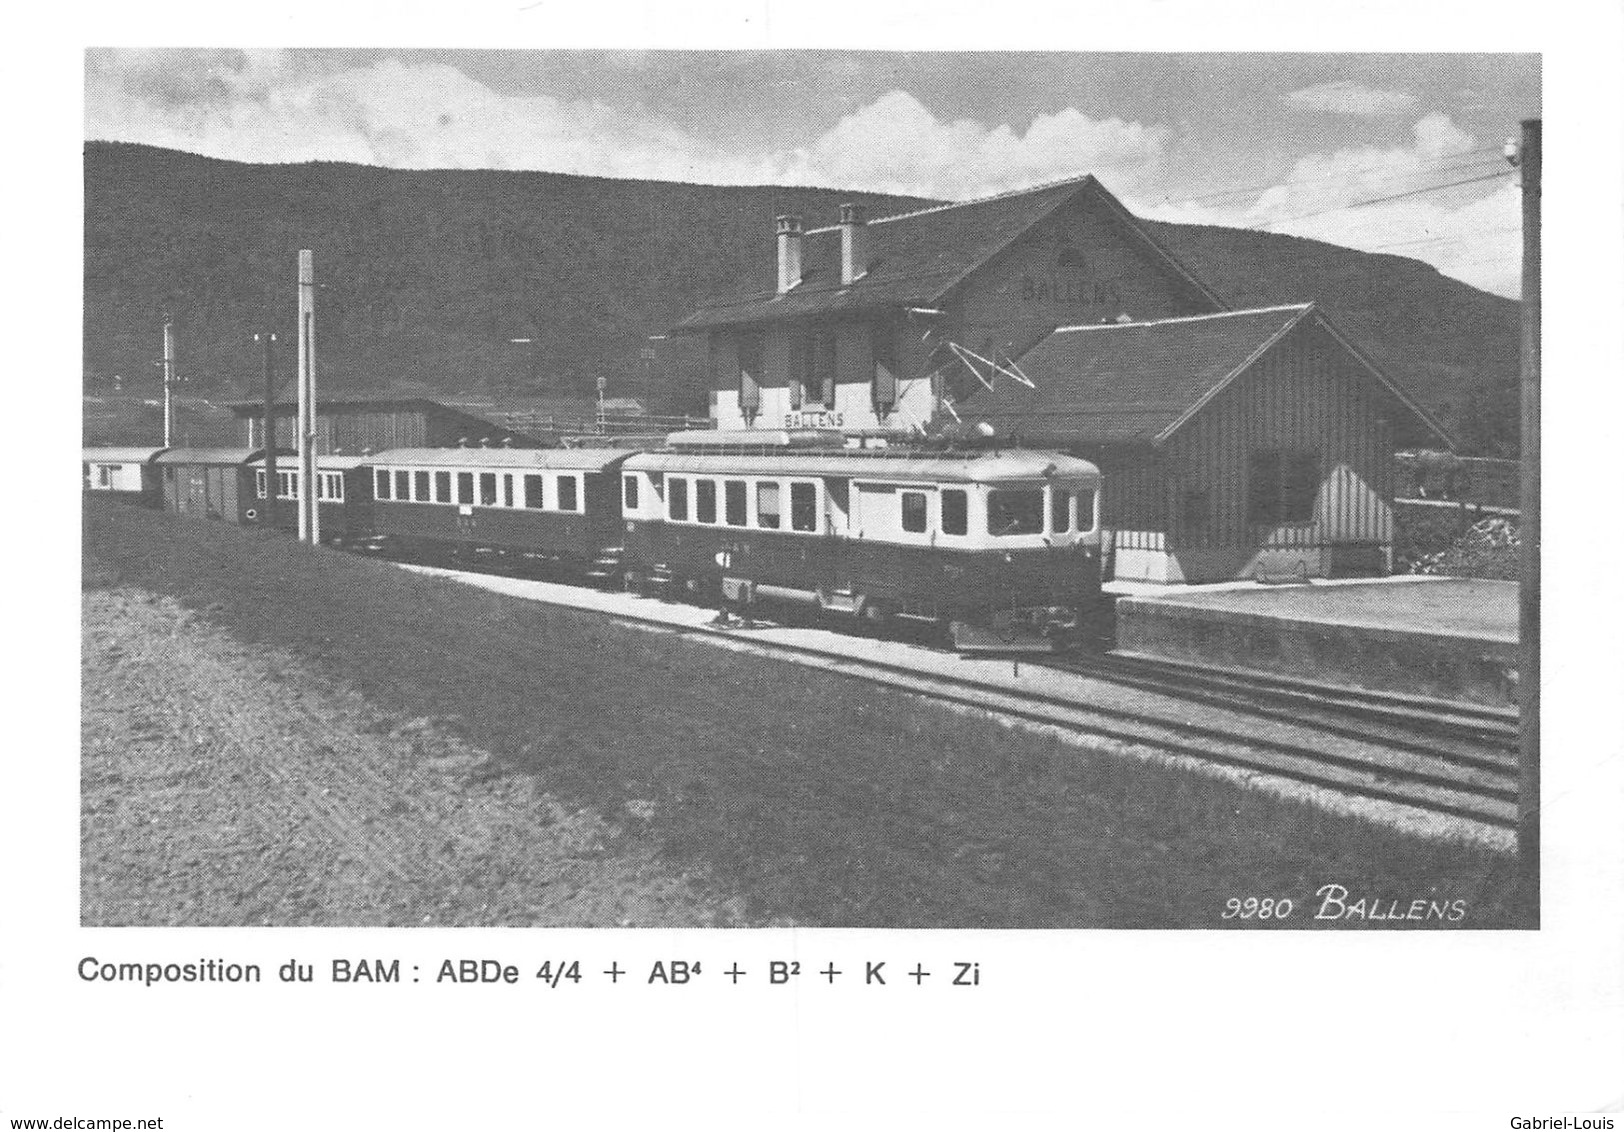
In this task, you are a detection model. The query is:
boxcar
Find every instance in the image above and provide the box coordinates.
[246,454,374,543]
[620,446,1103,642]
[83,447,166,506]
[365,447,637,571]
[154,448,265,524]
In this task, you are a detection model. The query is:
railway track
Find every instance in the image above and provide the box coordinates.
[399,563,1520,833]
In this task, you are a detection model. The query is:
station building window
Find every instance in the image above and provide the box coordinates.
[724,480,747,527]
[557,475,579,512]
[255,469,267,498]
[457,473,474,505]
[756,482,781,529]
[435,471,452,503]
[668,477,689,521]
[319,472,345,502]
[696,479,717,524]
[524,474,544,510]
[737,334,763,422]
[901,491,928,534]
[789,481,817,532]
[942,489,968,536]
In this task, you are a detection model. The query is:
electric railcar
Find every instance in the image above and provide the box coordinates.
[619,442,1102,647]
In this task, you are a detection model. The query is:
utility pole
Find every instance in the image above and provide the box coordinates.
[1513,118,1541,927]
[256,331,277,527]
[297,250,319,545]
[160,313,176,447]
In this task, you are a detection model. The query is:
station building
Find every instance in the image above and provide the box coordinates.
[674,175,1451,582]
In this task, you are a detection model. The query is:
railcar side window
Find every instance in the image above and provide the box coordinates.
[415,471,430,501]
[942,489,968,536]
[376,469,391,499]
[557,475,579,512]
[696,479,717,524]
[435,471,452,503]
[1050,488,1071,533]
[790,481,817,532]
[669,477,688,521]
[523,474,544,509]
[503,475,515,508]
[756,482,781,529]
[901,491,928,534]
[724,480,747,527]
[623,475,639,510]
[479,473,498,506]
[390,470,405,500]
[457,473,474,505]
[1075,488,1097,533]
[987,489,1044,535]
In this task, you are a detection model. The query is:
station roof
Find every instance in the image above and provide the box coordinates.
[966,304,1453,450]
[368,447,638,472]
[627,448,1100,485]
[674,176,1224,332]
[83,446,167,463]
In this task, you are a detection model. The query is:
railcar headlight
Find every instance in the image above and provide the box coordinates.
[1002,552,1014,564]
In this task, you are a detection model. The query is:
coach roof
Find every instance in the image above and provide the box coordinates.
[627,448,1099,484]
[368,447,638,472]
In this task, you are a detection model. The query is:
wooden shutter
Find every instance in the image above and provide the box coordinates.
[819,333,837,409]
[738,334,761,415]
[871,320,896,412]
[788,333,804,409]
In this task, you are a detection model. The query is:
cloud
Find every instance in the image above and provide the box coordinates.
[85,52,1167,200]
[1136,113,1519,297]
[763,91,1168,199]
[1284,80,1418,117]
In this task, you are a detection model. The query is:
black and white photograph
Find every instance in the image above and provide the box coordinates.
[7,2,1623,1127]
[79,46,1540,930]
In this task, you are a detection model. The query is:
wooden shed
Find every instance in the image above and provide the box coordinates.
[970,303,1454,582]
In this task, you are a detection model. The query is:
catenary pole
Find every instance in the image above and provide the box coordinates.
[1516,118,1541,927]
[161,313,176,448]
[257,332,277,527]
[297,251,318,544]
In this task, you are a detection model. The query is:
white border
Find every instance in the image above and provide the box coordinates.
[9,4,1621,1127]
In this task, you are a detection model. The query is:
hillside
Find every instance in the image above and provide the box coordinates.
[84,142,1522,453]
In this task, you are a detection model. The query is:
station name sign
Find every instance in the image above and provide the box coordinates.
[784,411,845,429]
[1019,275,1123,307]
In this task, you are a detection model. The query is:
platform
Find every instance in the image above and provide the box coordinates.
[1111,577,1519,708]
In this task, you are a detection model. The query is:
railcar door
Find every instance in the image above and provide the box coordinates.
[822,477,852,596]
[185,469,209,517]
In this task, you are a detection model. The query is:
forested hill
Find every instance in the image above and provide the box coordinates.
[84,141,1522,454]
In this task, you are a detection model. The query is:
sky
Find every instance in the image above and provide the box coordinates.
[84,49,1540,297]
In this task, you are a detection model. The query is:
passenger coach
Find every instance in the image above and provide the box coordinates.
[364,446,637,572]
[620,436,1102,646]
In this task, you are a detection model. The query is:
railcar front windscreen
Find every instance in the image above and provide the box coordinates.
[987,488,1044,535]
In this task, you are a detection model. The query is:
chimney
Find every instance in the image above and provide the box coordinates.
[776,214,803,293]
[839,203,868,284]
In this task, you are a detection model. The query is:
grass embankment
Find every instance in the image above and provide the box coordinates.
[83,499,1517,927]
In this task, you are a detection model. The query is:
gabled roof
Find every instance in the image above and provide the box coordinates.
[969,303,1454,449]
[674,176,1225,331]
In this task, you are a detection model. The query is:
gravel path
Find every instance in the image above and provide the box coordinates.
[81,587,743,927]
